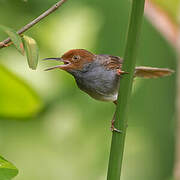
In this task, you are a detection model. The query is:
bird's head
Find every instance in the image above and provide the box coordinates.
[44,49,95,72]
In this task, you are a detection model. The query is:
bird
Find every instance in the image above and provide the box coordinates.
[44,49,174,131]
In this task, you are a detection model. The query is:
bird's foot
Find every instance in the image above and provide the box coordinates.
[116,69,129,76]
[111,118,122,133]
[110,125,122,133]
[0,42,8,47]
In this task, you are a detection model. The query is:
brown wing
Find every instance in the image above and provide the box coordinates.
[99,55,174,78]
[135,66,174,78]
[101,55,123,70]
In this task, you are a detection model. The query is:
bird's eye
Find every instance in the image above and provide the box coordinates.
[72,55,80,62]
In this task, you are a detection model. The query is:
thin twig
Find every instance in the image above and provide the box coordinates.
[0,0,67,49]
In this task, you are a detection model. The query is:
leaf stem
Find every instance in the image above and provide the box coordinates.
[0,0,67,49]
[107,0,145,179]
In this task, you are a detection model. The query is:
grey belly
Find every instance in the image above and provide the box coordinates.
[75,70,119,102]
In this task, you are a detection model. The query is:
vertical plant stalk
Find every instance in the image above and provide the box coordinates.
[107,0,145,180]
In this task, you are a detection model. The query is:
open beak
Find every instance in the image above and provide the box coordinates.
[43,57,71,71]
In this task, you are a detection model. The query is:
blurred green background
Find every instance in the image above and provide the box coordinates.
[0,0,177,179]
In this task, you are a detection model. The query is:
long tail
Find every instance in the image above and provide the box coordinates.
[134,66,174,78]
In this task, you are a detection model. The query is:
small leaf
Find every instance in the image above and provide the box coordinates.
[0,155,18,180]
[22,35,39,70]
[0,25,24,55]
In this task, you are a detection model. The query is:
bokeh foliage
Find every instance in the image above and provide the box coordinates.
[152,0,180,23]
[0,0,177,180]
[0,65,42,119]
[0,156,18,180]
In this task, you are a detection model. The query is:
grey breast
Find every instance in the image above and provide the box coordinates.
[70,60,120,101]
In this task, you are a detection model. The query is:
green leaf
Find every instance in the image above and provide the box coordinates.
[22,35,39,70]
[0,155,18,180]
[0,64,42,119]
[0,25,24,55]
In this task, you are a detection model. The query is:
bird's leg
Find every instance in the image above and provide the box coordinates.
[0,42,8,47]
[116,69,129,76]
[113,100,117,105]
[110,101,122,133]
[111,116,121,133]
[111,112,122,133]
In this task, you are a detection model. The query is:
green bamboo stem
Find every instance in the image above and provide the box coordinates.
[107,0,145,180]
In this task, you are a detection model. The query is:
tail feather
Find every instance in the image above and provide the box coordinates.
[135,66,174,78]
